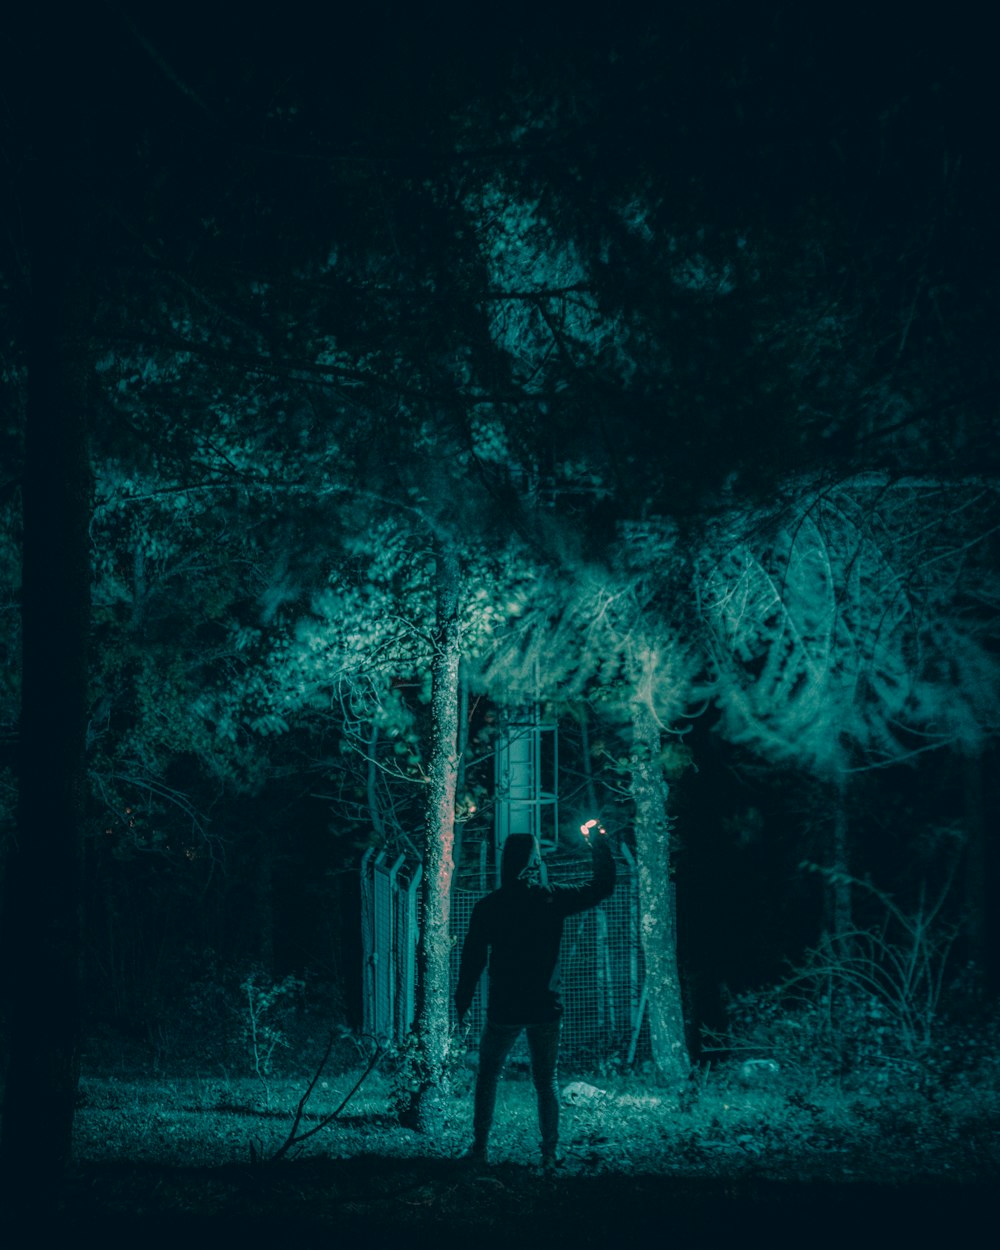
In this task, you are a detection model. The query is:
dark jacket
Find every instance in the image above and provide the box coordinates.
[455,833,616,1025]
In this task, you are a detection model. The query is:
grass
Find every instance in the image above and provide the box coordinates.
[69,1051,1000,1181]
[0,1049,986,1248]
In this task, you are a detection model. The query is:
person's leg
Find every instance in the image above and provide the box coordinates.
[525,1019,562,1163]
[472,1021,521,1157]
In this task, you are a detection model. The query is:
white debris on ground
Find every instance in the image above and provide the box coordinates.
[616,1093,663,1108]
[561,1081,663,1109]
[561,1081,608,1105]
[737,1059,780,1088]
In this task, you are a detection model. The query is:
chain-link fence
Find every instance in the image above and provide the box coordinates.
[360,849,421,1045]
[362,846,650,1065]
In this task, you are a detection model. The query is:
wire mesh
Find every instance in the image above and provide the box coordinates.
[363,848,648,1064]
[450,851,646,1064]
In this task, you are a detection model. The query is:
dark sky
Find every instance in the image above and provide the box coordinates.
[3,0,996,488]
[52,2,993,172]
[4,2,993,269]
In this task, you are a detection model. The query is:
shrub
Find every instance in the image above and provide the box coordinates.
[707,867,961,1085]
[240,968,305,1105]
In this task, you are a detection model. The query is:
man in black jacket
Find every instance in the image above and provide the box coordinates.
[455,820,615,1169]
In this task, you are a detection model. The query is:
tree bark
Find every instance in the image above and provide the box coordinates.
[451,669,469,877]
[0,28,92,1197]
[578,703,600,814]
[827,773,852,950]
[366,721,385,845]
[407,546,461,1131]
[256,825,276,975]
[628,656,689,1086]
[960,747,988,979]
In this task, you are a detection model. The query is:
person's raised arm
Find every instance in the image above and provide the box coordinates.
[554,820,616,916]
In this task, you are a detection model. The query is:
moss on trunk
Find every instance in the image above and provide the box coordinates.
[407,548,462,1133]
[628,661,689,1087]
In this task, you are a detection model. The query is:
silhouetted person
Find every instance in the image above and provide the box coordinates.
[455,820,615,1169]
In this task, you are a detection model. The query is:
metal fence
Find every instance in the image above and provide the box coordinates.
[361,845,649,1064]
[359,849,422,1045]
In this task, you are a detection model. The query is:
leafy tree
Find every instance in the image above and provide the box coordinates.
[481,534,699,1082]
[696,473,1000,940]
[3,4,996,1154]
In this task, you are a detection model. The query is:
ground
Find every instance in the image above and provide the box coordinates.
[38,1060,1000,1248]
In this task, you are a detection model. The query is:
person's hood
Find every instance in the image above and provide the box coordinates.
[500,834,542,887]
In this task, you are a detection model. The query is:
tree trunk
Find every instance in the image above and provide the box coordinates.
[452,669,469,876]
[578,703,599,814]
[960,747,988,979]
[366,721,385,844]
[1,27,92,1198]
[827,773,851,949]
[257,825,276,975]
[628,659,689,1085]
[407,546,461,1131]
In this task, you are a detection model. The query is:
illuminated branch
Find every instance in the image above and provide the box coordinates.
[261,1033,384,1164]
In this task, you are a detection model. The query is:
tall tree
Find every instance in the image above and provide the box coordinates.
[0,14,93,1197]
[406,544,462,1130]
[696,474,1000,940]
[481,542,697,1080]
[626,640,691,1084]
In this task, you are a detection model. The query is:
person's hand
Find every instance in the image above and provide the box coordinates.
[580,818,606,840]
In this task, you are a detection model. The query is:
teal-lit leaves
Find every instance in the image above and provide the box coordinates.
[466,179,626,391]
[248,713,290,737]
[698,475,1000,775]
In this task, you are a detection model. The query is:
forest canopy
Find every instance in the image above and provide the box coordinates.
[1,0,998,1189]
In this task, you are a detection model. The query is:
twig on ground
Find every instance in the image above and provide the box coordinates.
[262,1033,384,1164]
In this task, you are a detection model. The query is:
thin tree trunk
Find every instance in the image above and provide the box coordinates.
[407,546,461,1132]
[960,747,987,978]
[628,655,689,1086]
[257,826,275,975]
[828,773,851,949]
[366,721,385,844]
[1,28,92,1197]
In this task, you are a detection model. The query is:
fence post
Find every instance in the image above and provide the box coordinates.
[363,844,646,1062]
[398,862,422,1039]
[384,855,405,1039]
[360,847,375,1038]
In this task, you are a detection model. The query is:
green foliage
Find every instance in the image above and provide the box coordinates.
[240,969,306,1107]
[707,870,961,1082]
[790,865,959,1053]
[384,1030,473,1121]
[712,983,900,1082]
[85,954,347,1084]
[698,478,1000,777]
[70,1005,1000,1179]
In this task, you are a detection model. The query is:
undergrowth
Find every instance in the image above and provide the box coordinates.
[66,1016,1000,1183]
[58,931,1000,1183]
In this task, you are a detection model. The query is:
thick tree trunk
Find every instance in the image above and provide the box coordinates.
[0,39,92,1197]
[628,661,689,1086]
[407,547,461,1132]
